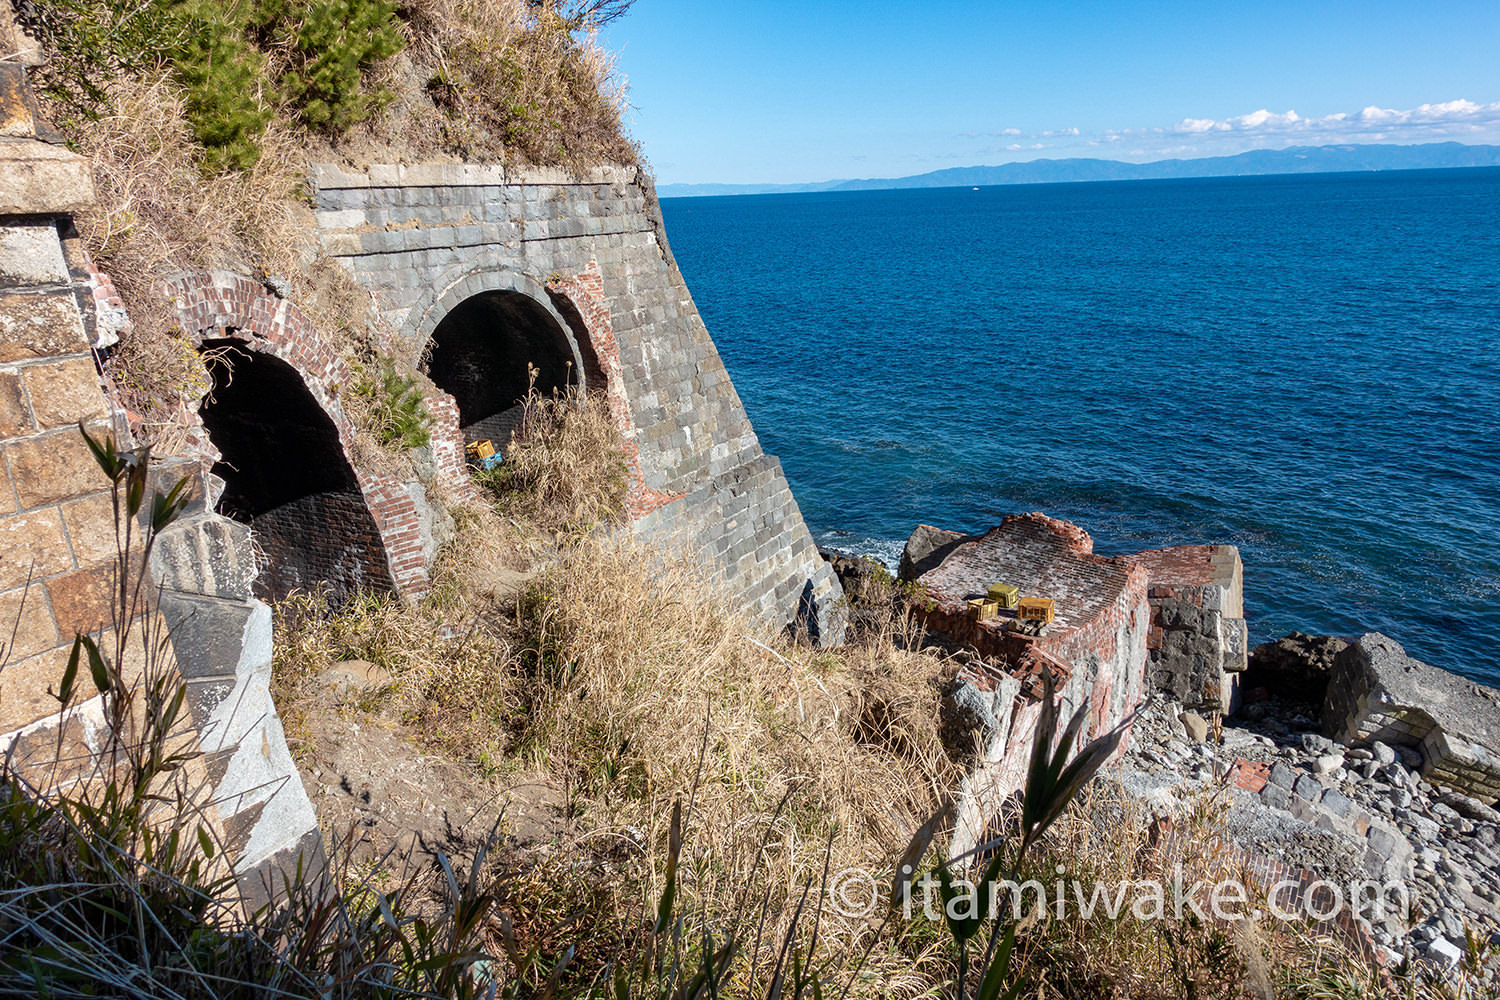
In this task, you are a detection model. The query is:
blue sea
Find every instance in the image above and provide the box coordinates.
[659,169,1500,684]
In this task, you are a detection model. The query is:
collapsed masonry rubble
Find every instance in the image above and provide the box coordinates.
[898,513,1249,852]
[1324,633,1500,803]
[1126,680,1500,972]
[892,513,1500,973]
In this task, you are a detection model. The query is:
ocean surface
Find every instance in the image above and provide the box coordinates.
[659,168,1500,684]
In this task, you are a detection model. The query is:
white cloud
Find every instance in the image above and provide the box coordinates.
[1148,99,1500,141]
[972,98,1500,161]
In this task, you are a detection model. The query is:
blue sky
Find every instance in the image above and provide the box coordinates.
[600,1,1500,185]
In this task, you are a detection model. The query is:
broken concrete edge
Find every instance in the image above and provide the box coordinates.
[155,512,321,877]
[1325,633,1500,805]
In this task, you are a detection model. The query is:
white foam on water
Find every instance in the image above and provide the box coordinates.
[816,530,903,573]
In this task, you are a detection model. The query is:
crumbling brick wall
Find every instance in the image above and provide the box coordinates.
[163,271,435,600]
[1123,544,1248,712]
[251,491,396,603]
[909,514,1152,853]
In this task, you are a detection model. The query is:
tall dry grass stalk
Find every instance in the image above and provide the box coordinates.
[473,387,629,540]
[1005,779,1396,999]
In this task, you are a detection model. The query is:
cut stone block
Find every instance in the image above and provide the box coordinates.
[1323,633,1500,804]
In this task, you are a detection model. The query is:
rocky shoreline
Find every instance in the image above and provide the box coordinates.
[821,520,1500,980]
[1124,676,1500,971]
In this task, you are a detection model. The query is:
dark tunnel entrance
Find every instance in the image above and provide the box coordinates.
[198,340,395,605]
[423,290,579,445]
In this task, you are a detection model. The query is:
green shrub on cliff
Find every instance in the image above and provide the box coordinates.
[172,1,274,173]
[251,0,404,131]
[349,356,432,450]
[21,0,402,170]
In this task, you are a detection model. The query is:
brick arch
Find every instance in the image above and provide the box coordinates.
[164,270,431,599]
[543,261,681,520]
[405,266,587,387]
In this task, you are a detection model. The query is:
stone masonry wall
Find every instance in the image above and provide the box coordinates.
[1324,633,1500,804]
[0,206,125,747]
[1123,544,1248,713]
[0,50,317,901]
[310,163,842,635]
[0,64,130,752]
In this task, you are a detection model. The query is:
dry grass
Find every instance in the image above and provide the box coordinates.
[68,74,392,439]
[992,778,1401,1000]
[384,0,636,166]
[473,387,629,540]
[268,509,1457,998]
[270,497,965,993]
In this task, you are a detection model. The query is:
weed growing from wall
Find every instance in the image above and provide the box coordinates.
[349,356,432,450]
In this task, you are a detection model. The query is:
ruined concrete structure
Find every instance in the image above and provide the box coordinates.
[907,514,1152,851]
[1123,544,1248,712]
[914,514,1151,695]
[1325,633,1500,804]
[905,514,1252,850]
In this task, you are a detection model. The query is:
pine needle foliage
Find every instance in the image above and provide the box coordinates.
[251,0,405,131]
[21,0,404,170]
[350,356,432,449]
[172,1,275,173]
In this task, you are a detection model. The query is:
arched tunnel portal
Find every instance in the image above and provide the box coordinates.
[422,290,582,446]
[198,339,395,605]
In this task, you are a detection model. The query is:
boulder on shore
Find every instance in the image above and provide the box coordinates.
[898,524,973,581]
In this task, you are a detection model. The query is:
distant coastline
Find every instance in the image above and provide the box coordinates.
[658,141,1500,198]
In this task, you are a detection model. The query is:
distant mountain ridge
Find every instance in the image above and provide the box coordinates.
[659,142,1500,198]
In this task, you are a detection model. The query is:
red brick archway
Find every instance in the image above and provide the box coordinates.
[164,271,432,599]
[544,262,680,519]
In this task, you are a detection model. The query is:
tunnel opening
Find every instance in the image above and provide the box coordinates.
[423,290,579,446]
[198,339,395,605]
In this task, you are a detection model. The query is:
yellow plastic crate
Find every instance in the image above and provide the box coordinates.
[465,439,496,460]
[1017,597,1054,623]
[987,583,1020,609]
[966,597,999,622]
